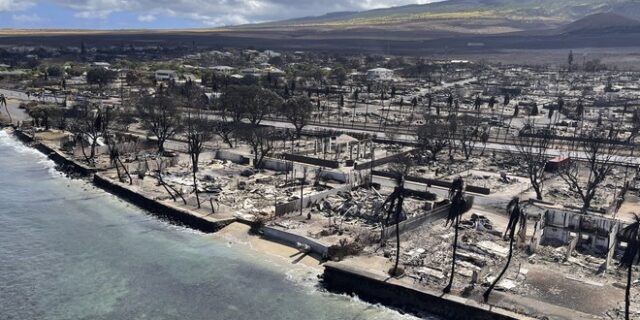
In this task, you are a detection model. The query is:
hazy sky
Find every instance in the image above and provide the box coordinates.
[0,0,440,29]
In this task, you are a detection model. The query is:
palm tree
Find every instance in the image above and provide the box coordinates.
[483,197,524,302]
[0,93,10,124]
[443,177,470,293]
[620,214,640,320]
[381,156,412,277]
[382,177,406,277]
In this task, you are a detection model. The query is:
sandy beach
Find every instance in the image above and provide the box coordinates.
[211,222,324,270]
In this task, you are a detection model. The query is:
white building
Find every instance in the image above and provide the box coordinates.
[366,68,394,81]
[155,70,178,81]
[90,62,111,69]
[263,50,281,58]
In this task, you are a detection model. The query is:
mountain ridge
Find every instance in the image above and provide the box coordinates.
[237,0,640,34]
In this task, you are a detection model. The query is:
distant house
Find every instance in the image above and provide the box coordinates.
[90,62,111,69]
[178,73,201,85]
[264,67,285,77]
[366,68,394,81]
[240,67,263,78]
[155,70,177,81]
[210,66,235,75]
[264,50,281,58]
[349,71,366,82]
[0,70,26,77]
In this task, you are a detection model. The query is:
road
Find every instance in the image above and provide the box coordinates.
[3,86,638,167]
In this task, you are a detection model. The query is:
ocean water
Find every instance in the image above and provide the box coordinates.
[0,130,432,320]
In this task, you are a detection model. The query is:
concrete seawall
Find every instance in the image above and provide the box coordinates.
[94,174,235,233]
[261,226,329,258]
[322,262,525,320]
[12,129,96,176]
[10,129,234,233]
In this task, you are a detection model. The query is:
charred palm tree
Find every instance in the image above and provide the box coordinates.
[483,197,524,302]
[0,94,10,124]
[443,177,470,294]
[620,215,640,320]
[381,157,412,277]
[107,140,132,185]
[382,177,406,277]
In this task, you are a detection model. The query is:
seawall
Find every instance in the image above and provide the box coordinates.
[93,174,235,233]
[10,129,234,233]
[12,129,96,176]
[322,262,525,320]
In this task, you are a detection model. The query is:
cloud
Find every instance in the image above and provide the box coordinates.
[74,10,113,19]
[0,0,35,12]
[45,0,442,26]
[12,13,42,23]
[137,14,156,22]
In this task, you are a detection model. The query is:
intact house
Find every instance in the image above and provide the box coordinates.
[155,70,178,82]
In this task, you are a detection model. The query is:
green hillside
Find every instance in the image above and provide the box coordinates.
[251,0,636,33]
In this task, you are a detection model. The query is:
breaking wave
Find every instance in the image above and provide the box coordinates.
[0,129,60,176]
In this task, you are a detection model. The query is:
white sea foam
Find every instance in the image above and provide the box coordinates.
[0,130,66,178]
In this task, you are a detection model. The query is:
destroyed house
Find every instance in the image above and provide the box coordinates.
[541,208,622,254]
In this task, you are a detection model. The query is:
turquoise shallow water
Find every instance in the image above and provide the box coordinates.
[0,130,433,320]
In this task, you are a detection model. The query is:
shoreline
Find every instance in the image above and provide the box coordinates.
[1,125,545,320]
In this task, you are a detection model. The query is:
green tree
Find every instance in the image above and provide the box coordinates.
[281,95,313,138]
[47,65,63,78]
[86,68,117,88]
[568,50,574,71]
[332,66,347,86]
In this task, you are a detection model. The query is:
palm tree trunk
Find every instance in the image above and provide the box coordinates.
[117,157,133,185]
[193,169,200,208]
[626,263,632,320]
[444,214,460,293]
[114,160,122,182]
[3,104,11,124]
[484,235,515,302]
[392,185,404,276]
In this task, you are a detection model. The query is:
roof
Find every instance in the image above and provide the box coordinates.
[211,66,235,70]
[367,68,393,72]
[334,134,359,144]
